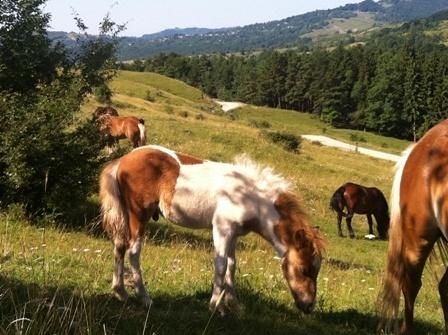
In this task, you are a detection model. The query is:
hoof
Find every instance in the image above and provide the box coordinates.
[138,294,153,308]
[113,286,129,302]
[209,300,226,316]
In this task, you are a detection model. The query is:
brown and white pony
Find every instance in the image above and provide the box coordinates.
[99,145,325,314]
[380,119,448,334]
[96,115,146,150]
[330,182,389,239]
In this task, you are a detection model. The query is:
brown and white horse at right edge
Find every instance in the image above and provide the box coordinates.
[380,119,448,334]
[99,145,325,314]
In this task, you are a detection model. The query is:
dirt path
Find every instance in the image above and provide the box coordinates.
[301,135,401,162]
[214,100,245,112]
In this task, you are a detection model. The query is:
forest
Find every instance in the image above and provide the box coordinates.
[120,27,448,141]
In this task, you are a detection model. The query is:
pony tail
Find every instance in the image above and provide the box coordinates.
[378,145,414,332]
[378,211,404,333]
[138,122,146,146]
[99,159,129,245]
[329,186,345,215]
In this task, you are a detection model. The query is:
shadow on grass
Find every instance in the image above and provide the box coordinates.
[145,220,213,250]
[0,276,441,335]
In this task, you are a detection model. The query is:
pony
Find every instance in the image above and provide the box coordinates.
[96,115,146,150]
[94,106,119,119]
[99,145,325,314]
[330,182,389,239]
[380,119,448,334]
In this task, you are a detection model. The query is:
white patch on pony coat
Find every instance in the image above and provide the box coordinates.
[133,145,181,165]
[166,156,290,255]
[389,144,415,227]
[137,123,145,144]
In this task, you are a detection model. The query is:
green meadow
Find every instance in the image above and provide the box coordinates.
[1,71,443,334]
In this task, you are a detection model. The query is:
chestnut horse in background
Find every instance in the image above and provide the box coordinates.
[99,145,325,314]
[330,182,389,239]
[380,119,448,334]
[96,114,146,150]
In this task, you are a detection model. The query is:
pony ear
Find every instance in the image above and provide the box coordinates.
[293,229,310,248]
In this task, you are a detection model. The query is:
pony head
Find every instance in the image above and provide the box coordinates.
[274,193,325,314]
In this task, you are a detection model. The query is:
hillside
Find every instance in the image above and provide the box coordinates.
[5,71,444,334]
[115,0,448,59]
[49,0,448,59]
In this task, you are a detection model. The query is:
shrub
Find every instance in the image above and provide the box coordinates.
[145,90,156,102]
[195,113,205,121]
[0,0,123,224]
[179,111,189,118]
[350,133,367,143]
[249,119,271,129]
[164,105,174,114]
[93,84,112,104]
[263,131,302,152]
[227,112,238,121]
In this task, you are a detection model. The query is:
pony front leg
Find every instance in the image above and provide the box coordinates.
[112,241,128,301]
[209,224,236,315]
[224,241,239,310]
[367,214,374,236]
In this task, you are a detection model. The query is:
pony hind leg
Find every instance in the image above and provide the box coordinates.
[128,210,152,307]
[438,262,448,334]
[346,211,355,239]
[337,213,343,237]
[400,234,437,334]
[112,240,128,301]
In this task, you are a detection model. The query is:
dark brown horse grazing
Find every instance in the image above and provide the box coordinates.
[380,120,448,334]
[330,182,389,239]
[96,115,146,150]
[94,106,119,119]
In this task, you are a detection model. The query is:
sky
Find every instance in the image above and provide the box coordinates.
[44,0,359,37]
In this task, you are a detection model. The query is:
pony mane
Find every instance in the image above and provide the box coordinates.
[275,192,326,256]
[390,144,415,225]
[233,155,291,195]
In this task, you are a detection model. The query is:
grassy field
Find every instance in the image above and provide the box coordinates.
[1,71,444,334]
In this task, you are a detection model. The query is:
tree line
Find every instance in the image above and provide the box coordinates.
[121,28,448,140]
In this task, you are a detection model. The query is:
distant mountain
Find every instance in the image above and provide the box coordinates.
[140,27,227,41]
[50,0,448,59]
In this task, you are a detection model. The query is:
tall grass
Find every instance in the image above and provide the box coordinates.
[1,71,441,334]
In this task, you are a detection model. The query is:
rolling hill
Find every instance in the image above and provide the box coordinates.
[115,0,448,59]
[50,0,448,59]
[4,71,445,334]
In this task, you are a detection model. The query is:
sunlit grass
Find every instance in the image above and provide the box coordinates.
[0,71,441,334]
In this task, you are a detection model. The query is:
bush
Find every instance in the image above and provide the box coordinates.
[263,131,302,152]
[350,133,367,143]
[145,90,156,102]
[0,0,123,224]
[179,111,189,118]
[164,105,174,114]
[249,119,271,129]
[195,113,205,120]
[93,84,112,104]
